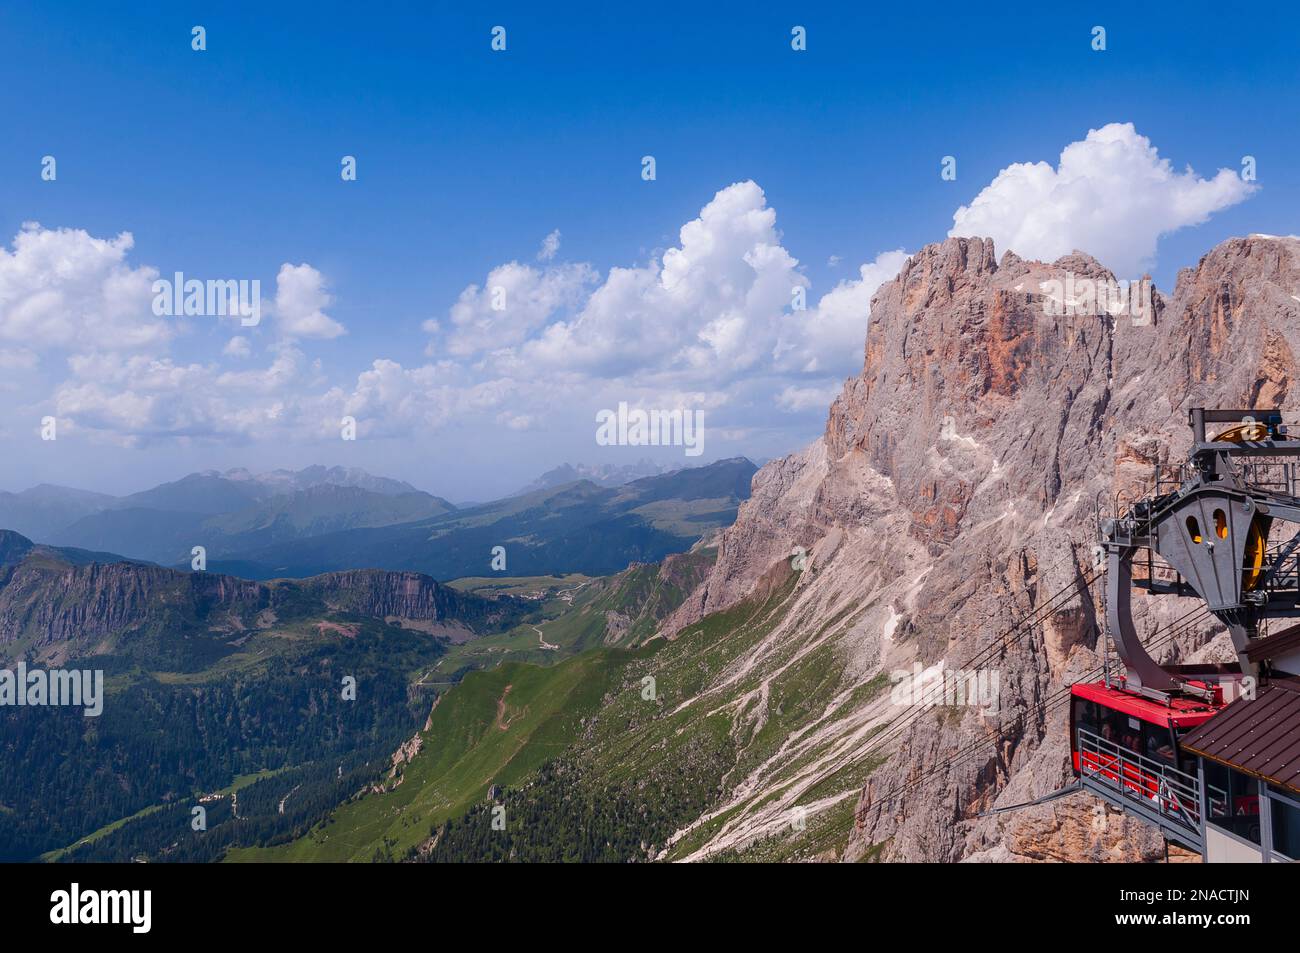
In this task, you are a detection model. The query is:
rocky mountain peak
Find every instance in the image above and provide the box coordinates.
[829,234,1117,537]
[659,232,1300,862]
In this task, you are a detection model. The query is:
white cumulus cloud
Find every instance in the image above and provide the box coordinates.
[950,122,1256,275]
[0,223,169,353]
[0,226,347,447]
[516,181,810,383]
[432,260,596,357]
[431,180,906,428]
[776,383,841,413]
[777,249,910,375]
[274,263,346,339]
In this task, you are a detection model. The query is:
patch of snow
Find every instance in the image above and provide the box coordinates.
[938,416,980,449]
[882,608,899,644]
[975,458,1005,496]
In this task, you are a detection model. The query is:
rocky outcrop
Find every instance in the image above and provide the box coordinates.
[373,731,425,793]
[660,233,1300,862]
[0,533,526,663]
[293,569,523,631]
[0,552,266,661]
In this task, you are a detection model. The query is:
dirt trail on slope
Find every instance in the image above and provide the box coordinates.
[531,625,558,650]
[495,684,514,730]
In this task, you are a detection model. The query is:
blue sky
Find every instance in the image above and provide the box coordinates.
[1,1,1296,499]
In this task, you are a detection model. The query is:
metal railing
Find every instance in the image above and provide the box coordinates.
[1076,728,1203,833]
[1258,548,1300,593]
[1206,783,1229,820]
[1152,457,1300,499]
[1236,460,1300,497]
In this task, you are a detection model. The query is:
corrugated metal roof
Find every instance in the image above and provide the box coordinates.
[1182,678,1300,794]
[1244,622,1300,664]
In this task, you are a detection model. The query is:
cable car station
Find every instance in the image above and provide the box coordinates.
[1078,408,1300,862]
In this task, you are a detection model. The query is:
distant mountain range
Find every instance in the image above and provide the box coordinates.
[0,465,453,568]
[0,484,119,541]
[0,458,757,581]
[511,459,673,495]
[202,457,757,580]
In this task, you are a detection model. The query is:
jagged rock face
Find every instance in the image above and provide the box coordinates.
[826,238,1115,538]
[0,536,523,663]
[669,444,833,627]
[663,233,1300,862]
[295,570,502,626]
[0,558,267,660]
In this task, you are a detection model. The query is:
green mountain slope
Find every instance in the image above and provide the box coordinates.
[231,560,892,864]
[425,569,893,864]
[17,515,890,864]
[226,651,623,862]
[7,617,448,863]
[0,531,531,862]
